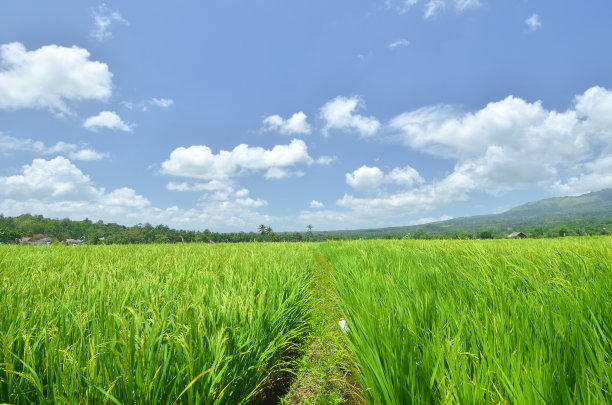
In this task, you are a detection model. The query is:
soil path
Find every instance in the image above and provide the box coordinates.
[281,253,364,404]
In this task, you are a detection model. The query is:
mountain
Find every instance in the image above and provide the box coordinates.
[321,189,612,238]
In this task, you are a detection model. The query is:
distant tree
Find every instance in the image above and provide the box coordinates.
[0,230,21,243]
[413,229,429,239]
[266,226,275,242]
[307,224,313,241]
[477,230,493,239]
[258,224,266,237]
[456,231,473,240]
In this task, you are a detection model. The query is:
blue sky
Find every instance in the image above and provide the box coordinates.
[1,1,611,232]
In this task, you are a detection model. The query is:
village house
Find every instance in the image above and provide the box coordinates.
[507,231,527,239]
[63,238,84,245]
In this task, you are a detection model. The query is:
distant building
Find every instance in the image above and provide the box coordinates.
[64,239,84,245]
[507,232,527,239]
[31,237,52,246]
[33,233,48,239]
[19,237,32,243]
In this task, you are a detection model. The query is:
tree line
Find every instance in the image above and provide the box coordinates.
[0,213,607,245]
[0,214,316,244]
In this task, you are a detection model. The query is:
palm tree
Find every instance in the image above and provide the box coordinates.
[306,224,313,242]
[258,224,266,236]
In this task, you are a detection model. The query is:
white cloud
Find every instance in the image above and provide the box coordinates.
[0,157,276,233]
[103,187,150,209]
[346,166,385,194]
[346,165,424,194]
[412,215,453,225]
[68,149,109,161]
[91,4,128,41]
[166,180,233,192]
[234,197,267,208]
[161,139,314,181]
[316,155,337,165]
[84,111,134,132]
[264,167,304,179]
[385,0,420,13]
[320,96,380,137]
[389,39,410,49]
[0,157,102,201]
[387,86,612,198]
[0,42,112,113]
[525,13,541,32]
[0,133,108,160]
[454,0,481,13]
[424,0,446,19]
[308,86,612,226]
[386,0,481,18]
[0,157,148,209]
[0,157,162,225]
[310,200,324,209]
[149,98,174,108]
[262,112,311,135]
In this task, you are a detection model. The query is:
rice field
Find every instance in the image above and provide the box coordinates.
[0,244,313,404]
[325,238,612,404]
[0,238,610,404]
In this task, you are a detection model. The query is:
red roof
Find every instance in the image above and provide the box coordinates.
[20,237,32,242]
[34,234,47,238]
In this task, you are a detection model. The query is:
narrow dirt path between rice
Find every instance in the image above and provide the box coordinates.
[281,253,365,404]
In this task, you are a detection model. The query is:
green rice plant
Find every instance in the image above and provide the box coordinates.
[323,238,612,404]
[0,243,313,404]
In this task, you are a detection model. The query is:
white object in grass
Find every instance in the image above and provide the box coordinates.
[338,319,349,334]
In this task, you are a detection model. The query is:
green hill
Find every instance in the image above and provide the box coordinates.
[320,189,612,239]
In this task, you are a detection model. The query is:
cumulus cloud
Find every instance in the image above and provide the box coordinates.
[84,111,134,132]
[103,187,150,209]
[389,39,410,49]
[310,200,324,209]
[310,86,612,226]
[68,149,109,161]
[525,13,541,32]
[166,180,233,192]
[346,166,384,194]
[0,42,112,113]
[387,86,612,197]
[0,157,159,225]
[264,167,304,179]
[160,139,314,181]
[91,3,128,41]
[0,133,108,161]
[262,112,311,135]
[0,157,148,206]
[0,157,276,232]
[0,157,101,200]
[346,165,424,194]
[320,96,380,137]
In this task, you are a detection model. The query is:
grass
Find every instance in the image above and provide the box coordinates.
[1,238,610,404]
[322,238,612,404]
[0,243,313,404]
